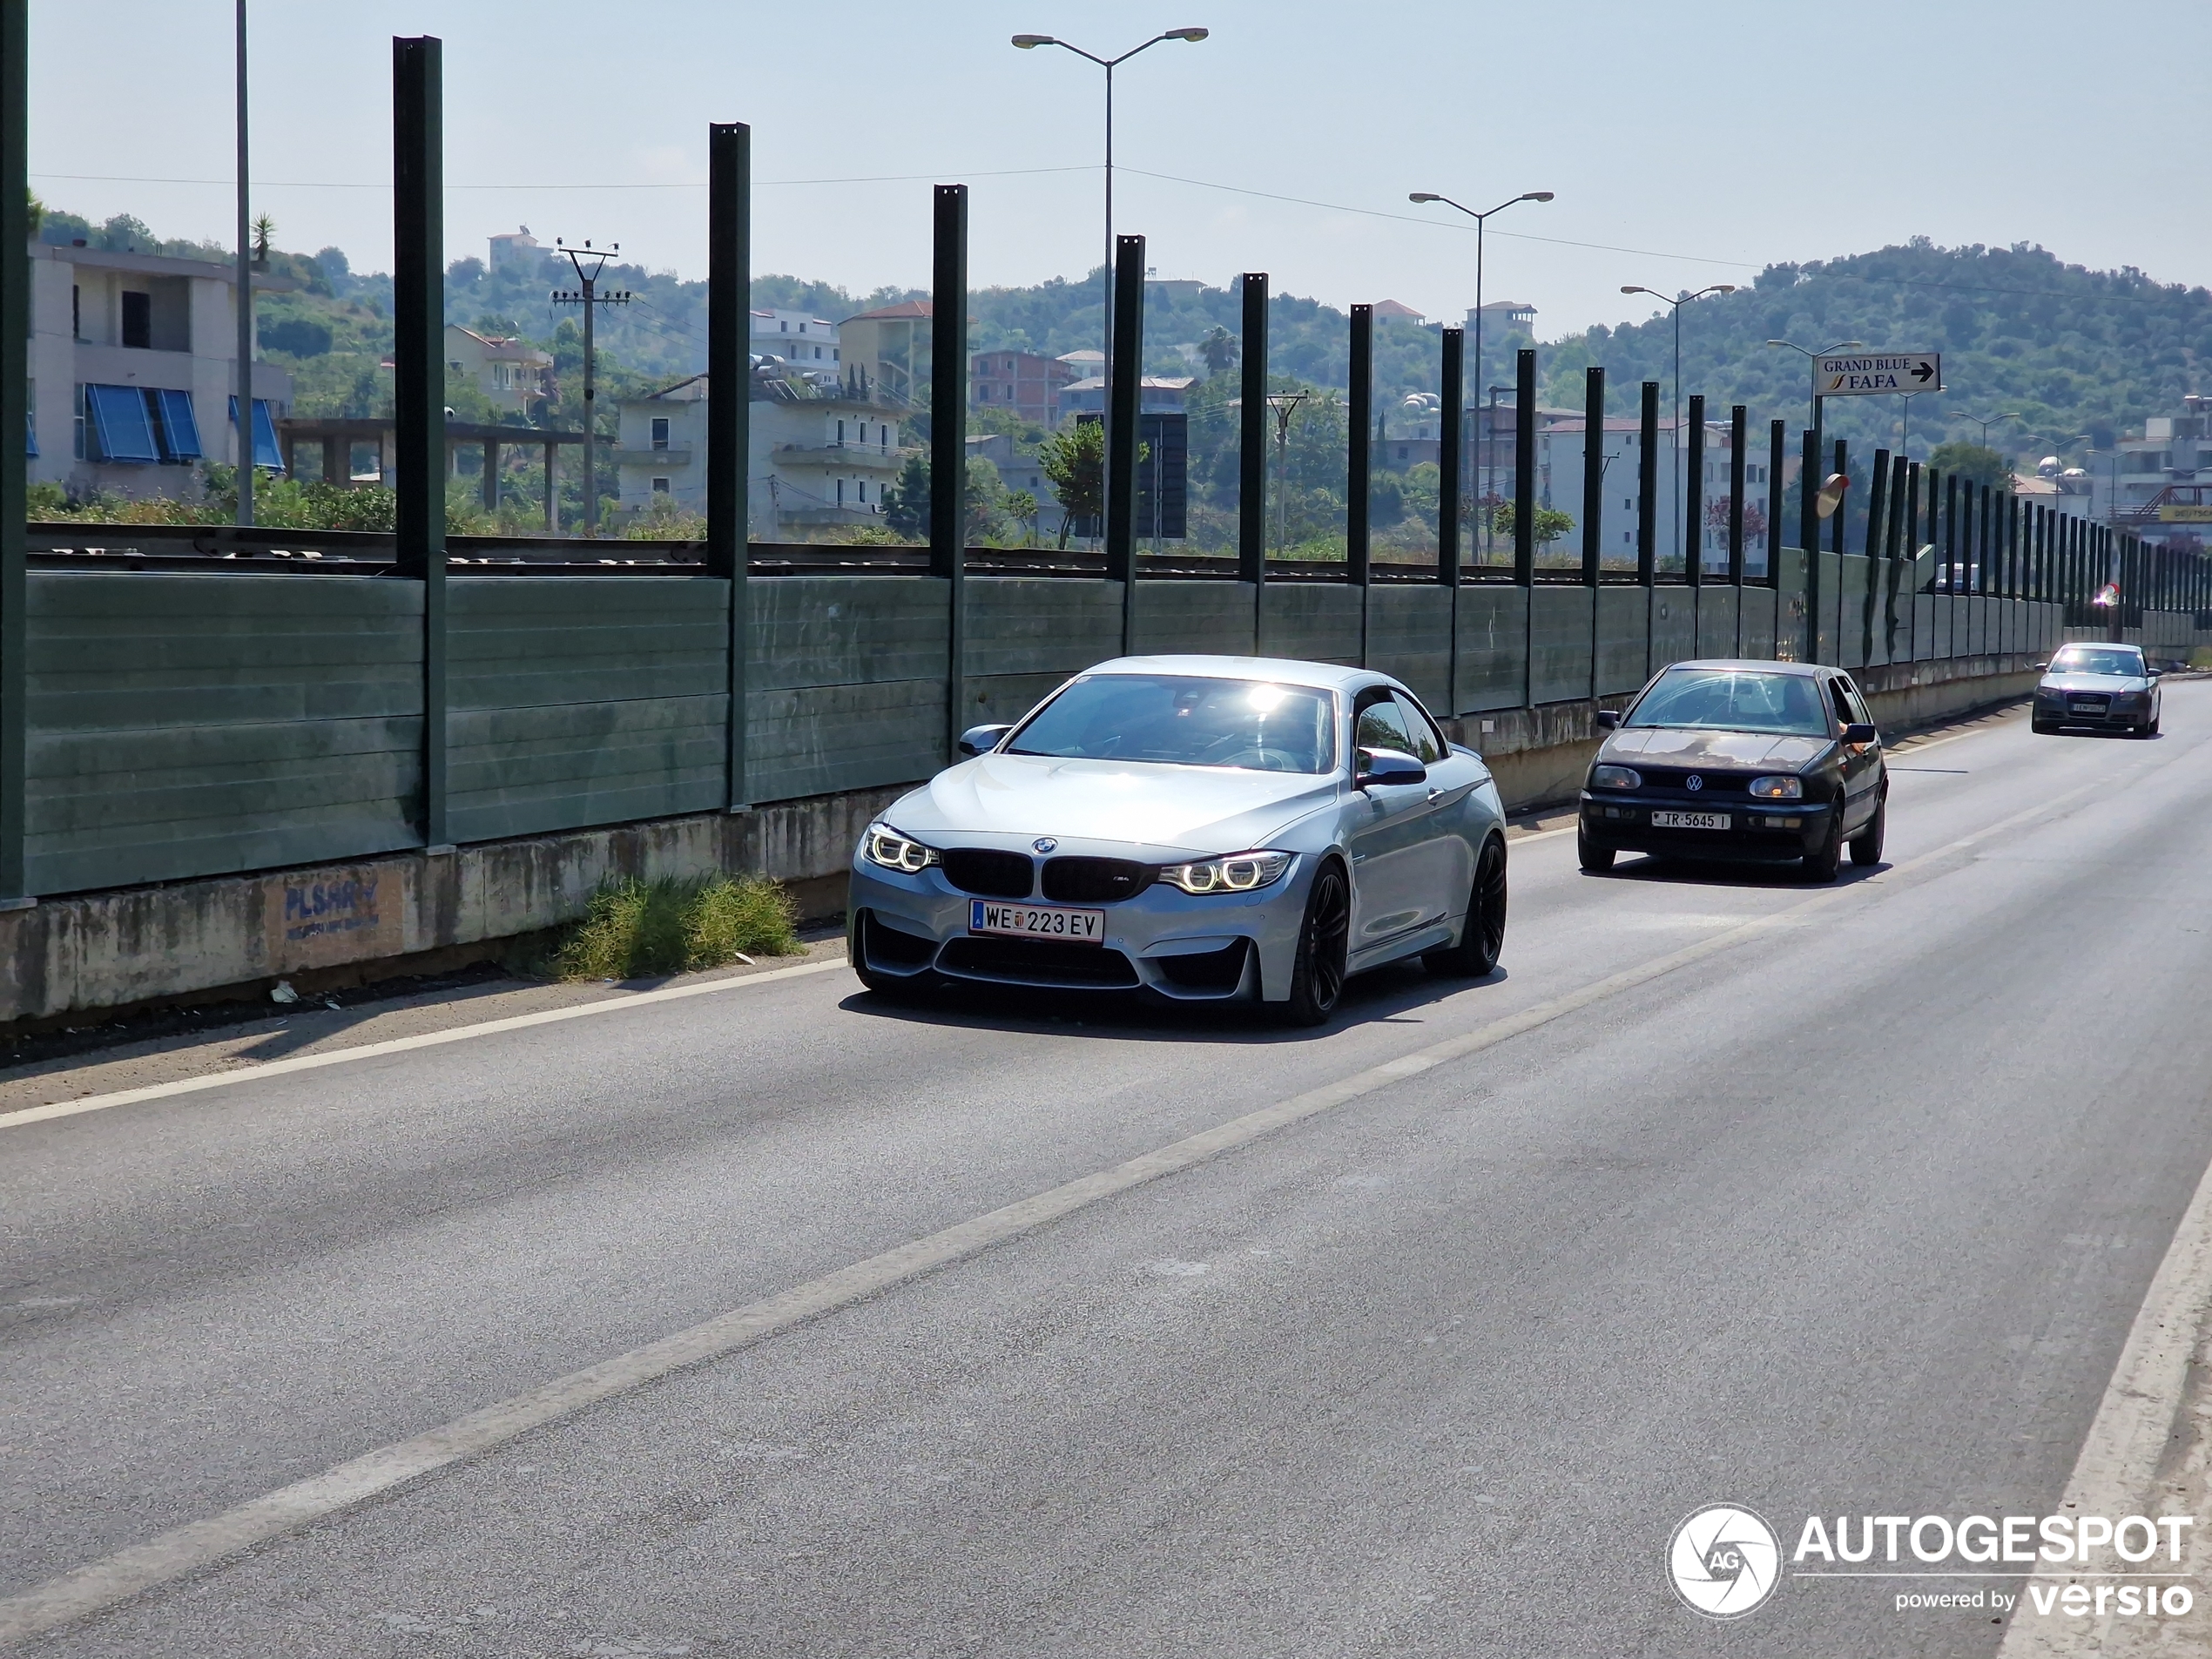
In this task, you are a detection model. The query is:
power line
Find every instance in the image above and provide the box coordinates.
[29,165,1093,191]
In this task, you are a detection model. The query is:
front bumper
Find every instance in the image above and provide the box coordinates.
[848,855,1312,1002]
[2035,691,2151,729]
[1580,792,1832,863]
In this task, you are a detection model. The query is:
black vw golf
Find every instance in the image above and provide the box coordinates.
[1577,660,1888,882]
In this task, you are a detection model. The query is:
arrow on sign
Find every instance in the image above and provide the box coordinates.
[1911,361,1935,383]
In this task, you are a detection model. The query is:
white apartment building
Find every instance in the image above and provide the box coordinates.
[614,369,902,534]
[444,324,551,415]
[1541,416,1794,575]
[752,309,840,373]
[27,242,293,499]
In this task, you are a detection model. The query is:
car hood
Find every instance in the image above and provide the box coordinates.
[2040,672,2148,692]
[887,754,1340,855]
[1602,726,1831,771]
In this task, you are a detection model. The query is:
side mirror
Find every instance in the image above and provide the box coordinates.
[1842,722,1878,746]
[957,723,1014,758]
[1595,709,1622,730]
[1355,748,1427,789]
[2032,661,2049,671]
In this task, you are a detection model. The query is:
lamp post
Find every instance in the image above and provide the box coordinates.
[1408,190,1554,561]
[1764,336,1865,569]
[1013,28,1208,409]
[1625,284,1736,571]
[1264,390,1310,559]
[1897,384,1943,457]
[1949,408,2021,448]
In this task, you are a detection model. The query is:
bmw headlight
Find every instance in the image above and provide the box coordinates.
[1159,850,1292,895]
[1748,775,1804,799]
[1590,765,1642,790]
[861,823,939,874]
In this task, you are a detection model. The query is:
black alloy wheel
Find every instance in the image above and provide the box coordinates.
[1427,835,1509,977]
[1802,798,1845,883]
[1278,861,1351,1026]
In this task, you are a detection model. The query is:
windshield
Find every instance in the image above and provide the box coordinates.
[1008,674,1338,773]
[1625,668,1831,737]
[2049,647,2143,678]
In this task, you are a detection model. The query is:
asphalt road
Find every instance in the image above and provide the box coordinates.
[8,685,2212,1658]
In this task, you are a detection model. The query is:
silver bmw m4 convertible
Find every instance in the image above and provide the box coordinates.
[846,655,1508,1025]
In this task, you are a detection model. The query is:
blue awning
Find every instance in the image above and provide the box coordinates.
[85,384,160,463]
[152,388,202,461]
[227,395,285,470]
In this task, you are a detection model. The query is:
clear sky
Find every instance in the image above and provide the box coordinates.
[30,1,2212,338]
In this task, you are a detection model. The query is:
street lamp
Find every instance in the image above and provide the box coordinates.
[1409,190,1554,558]
[1898,384,1944,457]
[1949,408,2020,447]
[1013,28,1208,390]
[1625,283,1737,570]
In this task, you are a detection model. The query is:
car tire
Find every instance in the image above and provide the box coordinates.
[1277,860,1351,1027]
[2032,718,2057,735]
[1426,835,1508,977]
[1802,800,1844,883]
[1577,827,1617,873]
[1849,798,1886,867]
[2144,716,2161,738]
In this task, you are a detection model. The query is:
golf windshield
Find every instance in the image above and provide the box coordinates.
[1626,668,1831,737]
[2049,647,2144,678]
[1008,674,1337,773]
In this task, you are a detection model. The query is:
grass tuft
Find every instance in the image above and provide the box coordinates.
[551,873,800,981]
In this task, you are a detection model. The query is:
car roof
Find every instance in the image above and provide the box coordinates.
[1088,655,1392,693]
[1662,658,1831,678]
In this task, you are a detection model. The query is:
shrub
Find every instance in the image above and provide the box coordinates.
[551,873,799,981]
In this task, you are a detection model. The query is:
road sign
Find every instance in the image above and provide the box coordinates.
[1814,352,1940,396]
[2159,504,2212,523]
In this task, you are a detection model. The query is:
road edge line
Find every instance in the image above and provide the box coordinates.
[0,957,851,1133]
[1994,1135,2212,1655]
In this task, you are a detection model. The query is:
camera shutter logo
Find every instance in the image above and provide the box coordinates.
[1668,1503,1781,1619]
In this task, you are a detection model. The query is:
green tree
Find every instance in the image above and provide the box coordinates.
[1200,326,1238,377]
[1005,489,1039,546]
[1925,442,2013,493]
[1488,498,1575,546]
[1040,420,1105,549]
[252,212,276,266]
[882,454,931,541]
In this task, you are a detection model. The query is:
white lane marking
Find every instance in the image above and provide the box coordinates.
[0,958,851,1134]
[1995,1143,2212,1656]
[0,781,2106,1645]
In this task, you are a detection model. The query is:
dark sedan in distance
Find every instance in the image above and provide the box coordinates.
[2031,643,2161,737]
[1578,660,1888,882]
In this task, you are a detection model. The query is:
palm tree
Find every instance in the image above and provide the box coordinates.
[1199,326,1238,377]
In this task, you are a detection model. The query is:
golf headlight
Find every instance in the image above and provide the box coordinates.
[1590,765,1642,790]
[1160,850,1292,895]
[1749,775,1804,799]
[861,824,939,874]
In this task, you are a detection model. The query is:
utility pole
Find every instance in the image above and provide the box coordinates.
[1265,390,1308,558]
[233,0,253,526]
[551,239,631,535]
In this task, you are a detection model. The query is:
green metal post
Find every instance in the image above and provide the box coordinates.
[930,184,968,752]
[1584,368,1605,697]
[706,121,750,809]
[1642,385,1661,677]
[1105,233,1144,652]
[1859,448,1888,665]
[1683,395,1704,590]
[1441,327,1463,711]
[1514,347,1534,705]
[1347,304,1372,590]
[1766,419,1784,590]
[1727,402,1745,654]
[0,0,25,901]
[1801,428,1819,663]
[393,36,447,849]
[1238,273,1268,599]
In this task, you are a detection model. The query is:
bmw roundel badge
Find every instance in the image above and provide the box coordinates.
[1034,838,1058,853]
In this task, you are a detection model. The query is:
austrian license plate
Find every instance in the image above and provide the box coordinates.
[1650,810,1730,831]
[968,900,1105,943]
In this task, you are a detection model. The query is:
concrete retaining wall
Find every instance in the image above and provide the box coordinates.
[0,651,2052,1029]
